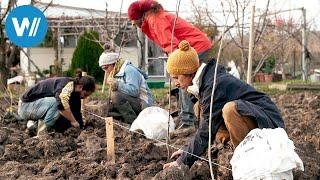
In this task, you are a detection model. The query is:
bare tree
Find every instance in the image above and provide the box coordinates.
[188,0,219,41]
[217,0,312,82]
[32,0,135,76]
[0,0,16,91]
[218,0,271,78]
[187,0,271,77]
[184,0,315,82]
[0,0,53,89]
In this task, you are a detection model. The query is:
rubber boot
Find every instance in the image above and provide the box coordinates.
[116,101,137,124]
[26,120,37,136]
[37,120,48,136]
[108,111,123,119]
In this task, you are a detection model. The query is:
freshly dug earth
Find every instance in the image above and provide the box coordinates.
[0,91,319,179]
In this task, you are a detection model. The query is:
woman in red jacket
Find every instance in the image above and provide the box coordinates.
[128,0,214,129]
[128,0,213,62]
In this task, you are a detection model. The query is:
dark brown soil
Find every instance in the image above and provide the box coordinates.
[0,91,319,179]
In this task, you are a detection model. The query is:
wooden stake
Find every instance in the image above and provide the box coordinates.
[81,72,87,115]
[101,71,107,93]
[105,117,115,164]
[247,5,255,85]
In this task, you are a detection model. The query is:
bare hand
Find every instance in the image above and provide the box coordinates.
[163,161,179,169]
[170,149,183,159]
[71,120,80,128]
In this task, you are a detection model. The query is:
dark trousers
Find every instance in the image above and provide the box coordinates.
[109,91,143,123]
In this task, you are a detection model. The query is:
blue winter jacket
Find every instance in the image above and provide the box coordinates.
[114,60,153,107]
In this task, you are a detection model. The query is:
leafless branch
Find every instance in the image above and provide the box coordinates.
[253,27,303,75]
[41,0,53,13]
[253,0,270,47]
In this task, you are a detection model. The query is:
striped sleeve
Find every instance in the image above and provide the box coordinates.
[59,81,74,110]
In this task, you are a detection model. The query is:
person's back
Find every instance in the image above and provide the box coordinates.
[128,0,212,56]
[199,60,285,129]
[21,77,72,103]
[143,10,212,54]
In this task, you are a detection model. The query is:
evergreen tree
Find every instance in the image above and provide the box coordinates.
[69,31,104,82]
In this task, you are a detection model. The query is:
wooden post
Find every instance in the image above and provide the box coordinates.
[301,7,307,82]
[105,117,115,164]
[293,49,296,78]
[81,72,88,115]
[101,71,107,93]
[247,5,255,85]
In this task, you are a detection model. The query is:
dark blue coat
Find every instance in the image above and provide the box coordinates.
[178,60,285,167]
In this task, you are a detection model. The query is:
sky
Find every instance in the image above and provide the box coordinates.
[1,0,320,29]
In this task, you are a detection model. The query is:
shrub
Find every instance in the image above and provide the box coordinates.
[69,31,104,82]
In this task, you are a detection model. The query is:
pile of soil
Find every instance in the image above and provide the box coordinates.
[0,91,319,179]
[273,92,320,179]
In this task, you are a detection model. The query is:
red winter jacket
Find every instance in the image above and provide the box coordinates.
[141,10,212,54]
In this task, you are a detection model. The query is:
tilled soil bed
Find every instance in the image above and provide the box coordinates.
[0,91,319,179]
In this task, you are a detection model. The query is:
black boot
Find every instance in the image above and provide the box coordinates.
[116,101,138,124]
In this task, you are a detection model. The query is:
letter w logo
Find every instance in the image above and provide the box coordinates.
[11,17,41,37]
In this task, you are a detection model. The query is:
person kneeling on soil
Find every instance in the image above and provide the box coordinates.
[18,74,96,136]
[99,52,153,124]
[163,40,285,169]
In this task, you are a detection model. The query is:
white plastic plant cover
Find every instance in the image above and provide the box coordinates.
[231,128,304,180]
[130,106,175,140]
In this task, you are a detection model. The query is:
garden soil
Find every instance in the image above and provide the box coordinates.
[0,91,319,179]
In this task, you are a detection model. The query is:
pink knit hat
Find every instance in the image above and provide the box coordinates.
[127,0,153,20]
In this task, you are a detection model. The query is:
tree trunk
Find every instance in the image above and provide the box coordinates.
[0,24,8,91]
[53,28,62,75]
[0,48,8,91]
[281,60,286,80]
[239,48,246,80]
[137,29,146,70]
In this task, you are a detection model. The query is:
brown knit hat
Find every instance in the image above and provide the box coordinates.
[167,40,200,75]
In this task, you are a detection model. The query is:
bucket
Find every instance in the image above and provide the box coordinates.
[146,81,165,89]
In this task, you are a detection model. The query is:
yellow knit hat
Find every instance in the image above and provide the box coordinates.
[167,40,200,75]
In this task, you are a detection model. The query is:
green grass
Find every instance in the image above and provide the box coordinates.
[90,85,171,102]
[253,84,283,95]
[277,79,320,85]
[3,78,317,104]
[90,90,109,100]
[253,78,320,95]
[151,88,169,103]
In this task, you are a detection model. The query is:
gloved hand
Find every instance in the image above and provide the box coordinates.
[107,78,118,91]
